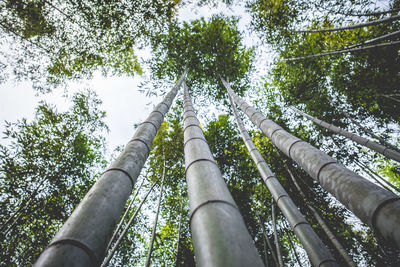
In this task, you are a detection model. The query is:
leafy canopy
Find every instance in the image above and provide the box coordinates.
[0,0,181,92]
[151,15,254,102]
[0,90,108,265]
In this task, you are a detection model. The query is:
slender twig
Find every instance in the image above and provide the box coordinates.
[271,200,284,267]
[145,161,166,267]
[257,214,279,267]
[101,178,160,267]
[295,14,400,33]
[0,21,51,53]
[174,200,184,267]
[331,8,400,17]
[105,175,146,253]
[346,30,400,49]
[284,40,400,61]
[357,161,400,194]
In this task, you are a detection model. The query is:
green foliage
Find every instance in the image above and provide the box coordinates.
[151,15,254,102]
[0,0,180,92]
[0,90,108,265]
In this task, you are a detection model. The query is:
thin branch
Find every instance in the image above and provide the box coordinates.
[271,200,284,267]
[296,14,400,33]
[332,8,400,17]
[101,178,160,267]
[284,40,400,61]
[145,161,166,267]
[0,21,51,53]
[104,175,146,253]
[346,30,400,49]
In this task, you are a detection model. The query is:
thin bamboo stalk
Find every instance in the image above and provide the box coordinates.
[334,8,400,17]
[226,89,338,266]
[291,106,400,163]
[34,72,186,267]
[295,14,400,33]
[221,78,400,248]
[145,161,166,267]
[271,201,284,267]
[174,201,184,267]
[101,178,160,267]
[284,40,400,61]
[356,161,400,194]
[345,30,400,49]
[283,223,302,267]
[257,214,279,267]
[105,176,146,253]
[283,162,357,267]
[0,178,45,233]
[328,99,400,153]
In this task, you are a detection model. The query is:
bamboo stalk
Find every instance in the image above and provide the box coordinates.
[183,80,264,266]
[145,161,166,267]
[105,176,146,253]
[284,40,400,61]
[295,14,400,33]
[34,72,186,267]
[221,78,400,248]
[346,30,400,49]
[271,201,284,267]
[174,201,184,267]
[291,106,400,163]
[328,98,400,153]
[283,162,357,267]
[101,178,160,267]
[356,161,400,194]
[226,88,338,266]
[257,214,279,267]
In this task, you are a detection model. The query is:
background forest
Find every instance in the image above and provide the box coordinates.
[0,0,399,266]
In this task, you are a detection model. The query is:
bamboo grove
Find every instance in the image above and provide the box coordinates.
[1,0,400,266]
[33,74,400,266]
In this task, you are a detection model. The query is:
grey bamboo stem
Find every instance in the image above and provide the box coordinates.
[226,88,338,266]
[222,78,400,248]
[257,214,279,267]
[295,14,400,33]
[34,72,186,267]
[105,176,146,253]
[182,80,263,267]
[284,162,356,267]
[145,162,166,267]
[284,40,400,61]
[291,106,400,163]
[174,201,184,267]
[271,201,284,267]
[101,178,160,267]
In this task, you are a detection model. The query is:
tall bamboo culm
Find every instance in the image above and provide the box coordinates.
[227,92,338,266]
[283,162,356,267]
[34,72,186,267]
[221,78,400,248]
[291,106,400,163]
[182,80,263,266]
